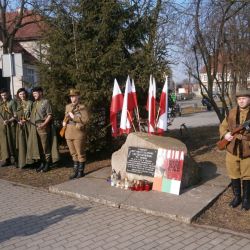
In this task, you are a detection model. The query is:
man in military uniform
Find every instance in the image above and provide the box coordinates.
[219,89,250,210]
[63,89,89,179]
[0,89,17,167]
[26,87,59,172]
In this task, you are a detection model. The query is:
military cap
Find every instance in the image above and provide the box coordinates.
[68,89,80,96]
[32,86,43,93]
[236,89,250,97]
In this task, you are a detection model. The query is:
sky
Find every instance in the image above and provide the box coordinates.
[172,62,187,84]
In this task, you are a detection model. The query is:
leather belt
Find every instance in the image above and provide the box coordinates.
[68,121,76,125]
[235,134,250,141]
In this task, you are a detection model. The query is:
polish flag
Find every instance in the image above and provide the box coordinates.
[157,76,168,135]
[120,76,133,134]
[110,79,123,137]
[146,75,156,134]
[131,79,138,109]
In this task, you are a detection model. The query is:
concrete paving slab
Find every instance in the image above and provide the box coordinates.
[49,166,230,224]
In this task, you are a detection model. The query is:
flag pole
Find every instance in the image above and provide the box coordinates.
[127,110,137,132]
[155,106,161,130]
[135,107,141,132]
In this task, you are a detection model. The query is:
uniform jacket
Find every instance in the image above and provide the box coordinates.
[65,103,89,140]
[30,98,52,123]
[220,107,250,158]
[0,99,17,161]
[16,100,33,168]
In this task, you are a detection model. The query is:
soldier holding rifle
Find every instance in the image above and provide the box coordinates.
[62,89,89,179]
[0,89,17,167]
[219,89,250,210]
[26,87,59,172]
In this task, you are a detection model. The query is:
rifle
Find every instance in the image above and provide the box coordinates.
[0,106,36,126]
[59,105,77,138]
[217,119,250,150]
[59,116,70,138]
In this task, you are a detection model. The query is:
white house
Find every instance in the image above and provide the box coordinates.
[200,55,250,94]
[0,12,43,96]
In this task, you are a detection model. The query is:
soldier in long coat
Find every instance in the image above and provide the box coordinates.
[0,89,17,167]
[26,86,59,172]
[219,89,250,210]
[63,89,89,179]
[15,88,33,168]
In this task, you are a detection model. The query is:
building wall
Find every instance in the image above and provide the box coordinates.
[200,72,250,94]
[0,41,40,95]
[19,41,41,60]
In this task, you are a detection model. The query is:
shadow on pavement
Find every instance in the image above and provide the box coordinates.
[0,205,90,243]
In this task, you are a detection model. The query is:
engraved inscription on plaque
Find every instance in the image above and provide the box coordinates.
[126,147,158,177]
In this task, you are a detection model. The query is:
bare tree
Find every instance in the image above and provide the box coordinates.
[0,0,48,53]
[225,4,250,99]
[174,0,249,122]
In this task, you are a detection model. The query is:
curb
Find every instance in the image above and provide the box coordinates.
[192,223,250,239]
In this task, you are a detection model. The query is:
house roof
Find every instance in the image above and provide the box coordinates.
[2,11,45,64]
[6,10,45,41]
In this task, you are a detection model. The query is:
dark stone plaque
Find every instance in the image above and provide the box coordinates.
[126,146,158,177]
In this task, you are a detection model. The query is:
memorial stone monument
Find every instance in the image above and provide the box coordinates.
[111,132,200,190]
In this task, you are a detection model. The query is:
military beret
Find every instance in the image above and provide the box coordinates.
[32,86,43,93]
[236,89,250,97]
[68,89,80,96]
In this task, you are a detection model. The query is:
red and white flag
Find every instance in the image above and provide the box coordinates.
[157,76,168,135]
[146,75,156,134]
[120,76,133,134]
[110,79,123,137]
[131,79,138,109]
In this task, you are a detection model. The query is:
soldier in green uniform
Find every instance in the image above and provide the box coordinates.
[26,87,59,172]
[0,89,17,167]
[219,89,250,210]
[15,88,33,168]
[63,89,89,179]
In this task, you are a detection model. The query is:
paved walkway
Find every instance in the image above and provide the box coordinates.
[0,179,249,250]
[170,111,220,130]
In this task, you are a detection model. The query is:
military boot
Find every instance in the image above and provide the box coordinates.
[36,161,45,172]
[41,160,50,173]
[242,180,250,211]
[69,161,79,180]
[0,158,11,167]
[76,162,85,178]
[229,179,242,208]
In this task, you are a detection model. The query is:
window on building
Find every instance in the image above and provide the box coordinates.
[203,74,207,81]
[23,67,36,85]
